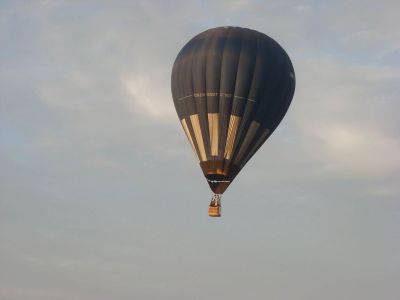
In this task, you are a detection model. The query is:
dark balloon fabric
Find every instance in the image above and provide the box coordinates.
[171,27,295,194]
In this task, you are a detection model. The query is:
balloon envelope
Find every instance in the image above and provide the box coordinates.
[171,26,295,194]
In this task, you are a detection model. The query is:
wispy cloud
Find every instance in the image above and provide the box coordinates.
[121,73,175,121]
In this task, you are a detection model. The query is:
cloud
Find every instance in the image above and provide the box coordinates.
[287,57,400,179]
[121,73,175,121]
[313,125,400,178]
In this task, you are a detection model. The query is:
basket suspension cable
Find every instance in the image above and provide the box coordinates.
[211,193,221,206]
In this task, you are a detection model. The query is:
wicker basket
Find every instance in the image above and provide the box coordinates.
[208,205,221,217]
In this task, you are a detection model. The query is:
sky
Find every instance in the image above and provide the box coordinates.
[1,1,399,299]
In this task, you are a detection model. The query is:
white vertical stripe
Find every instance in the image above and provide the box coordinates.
[190,114,207,162]
[224,115,241,160]
[181,118,199,161]
[208,113,219,156]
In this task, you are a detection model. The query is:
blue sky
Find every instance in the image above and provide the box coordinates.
[1,1,400,299]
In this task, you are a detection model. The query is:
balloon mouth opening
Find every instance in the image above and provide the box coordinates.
[205,175,231,194]
[199,162,240,194]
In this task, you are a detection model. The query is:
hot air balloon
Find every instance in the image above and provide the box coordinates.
[171,26,295,217]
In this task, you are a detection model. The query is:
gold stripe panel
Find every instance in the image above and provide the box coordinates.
[233,95,256,103]
[178,93,255,102]
[234,121,260,164]
[208,113,219,156]
[241,128,270,167]
[224,115,241,160]
[181,118,199,161]
[190,114,207,162]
